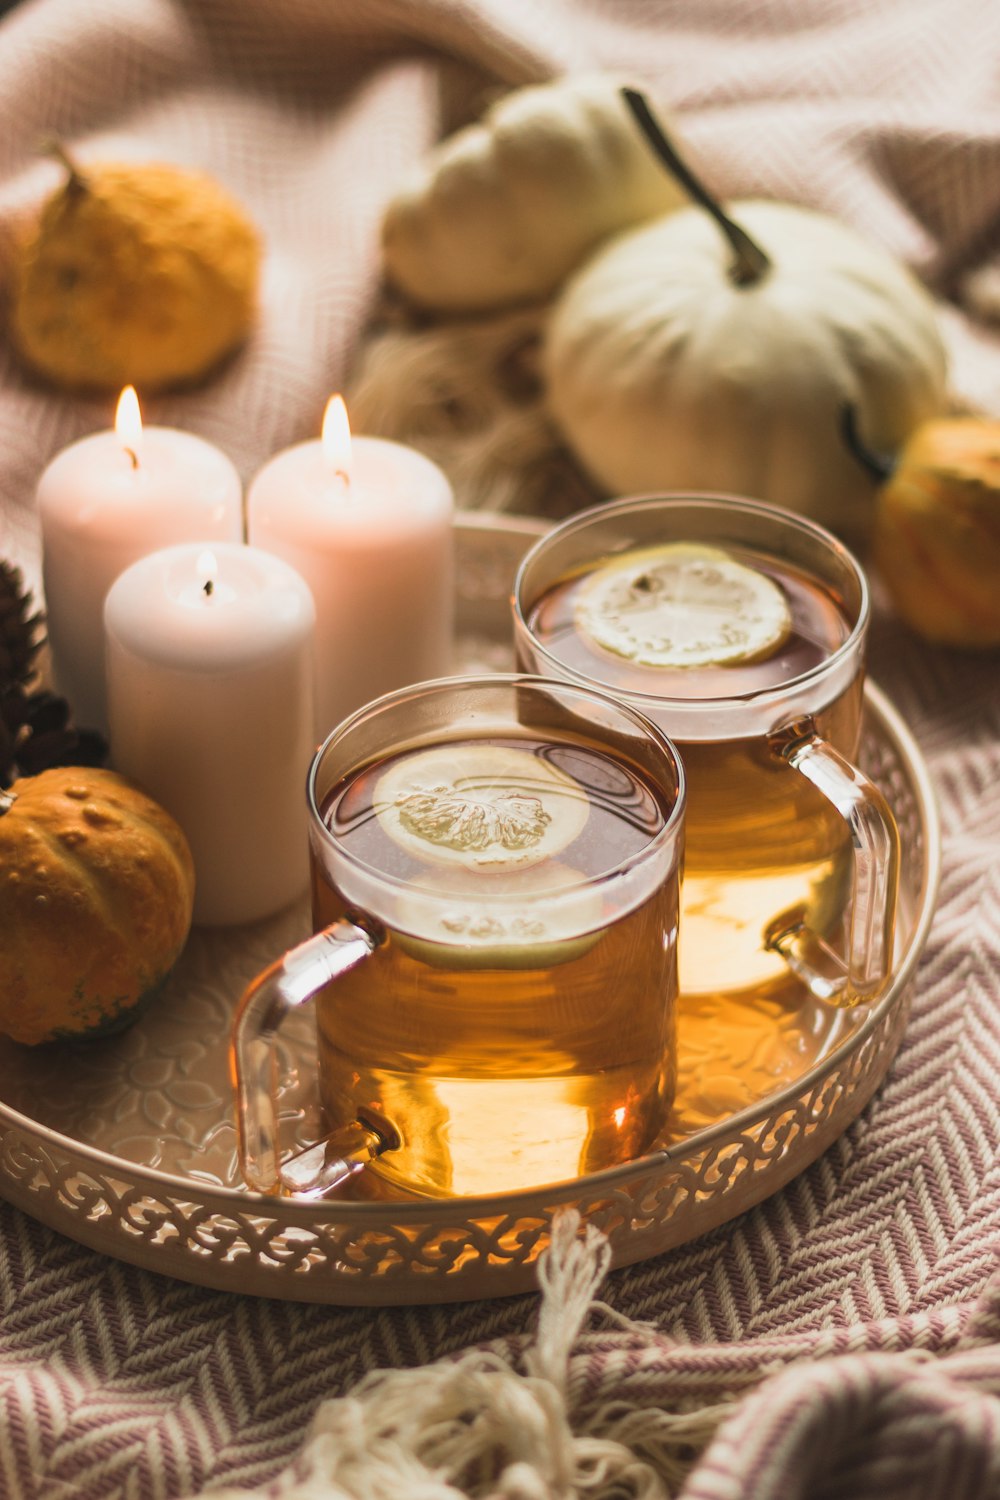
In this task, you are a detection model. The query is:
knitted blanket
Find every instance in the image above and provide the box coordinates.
[0,2,998,1497]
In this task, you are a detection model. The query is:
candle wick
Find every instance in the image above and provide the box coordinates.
[203,579,215,598]
[334,468,350,487]
[124,446,139,470]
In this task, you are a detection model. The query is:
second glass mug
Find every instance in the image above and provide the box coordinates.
[232,674,685,1199]
[513,494,901,1006]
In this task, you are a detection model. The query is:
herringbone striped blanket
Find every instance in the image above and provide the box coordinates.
[0,2,998,1496]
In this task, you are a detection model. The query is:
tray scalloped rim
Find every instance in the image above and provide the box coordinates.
[0,513,942,1302]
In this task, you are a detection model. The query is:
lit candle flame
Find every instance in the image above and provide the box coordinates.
[115,386,143,469]
[321,394,352,483]
[197,548,218,599]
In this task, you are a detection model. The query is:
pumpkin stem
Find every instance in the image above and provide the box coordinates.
[0,787,16,816]
[839,403,897,483]
[621,87,771,287]
[40,137,87,195]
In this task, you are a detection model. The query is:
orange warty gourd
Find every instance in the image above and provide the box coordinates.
[0,767,195,1045]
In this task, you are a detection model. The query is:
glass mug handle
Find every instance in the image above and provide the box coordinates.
[231,919,400,1196]
[765,719,900,1007]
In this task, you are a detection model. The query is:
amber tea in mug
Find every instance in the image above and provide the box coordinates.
[514,496,899,1005]
[233,675,685,1200]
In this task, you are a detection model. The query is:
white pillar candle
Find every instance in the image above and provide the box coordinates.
[104,542,316,927]
[38,387,243,732]
[246,396,454,741]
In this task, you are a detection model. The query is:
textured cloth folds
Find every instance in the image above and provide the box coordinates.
[0,2,998,1498]
[183,1231,1000,1500]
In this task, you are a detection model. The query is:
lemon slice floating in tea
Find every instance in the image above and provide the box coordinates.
[374,742,589,870]
[576,543,791,669]
[392,862,603,968]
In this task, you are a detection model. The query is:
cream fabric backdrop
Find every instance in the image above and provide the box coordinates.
[0,3,998,1497]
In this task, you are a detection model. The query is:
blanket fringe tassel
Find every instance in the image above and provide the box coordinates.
[207,1210,730,1500]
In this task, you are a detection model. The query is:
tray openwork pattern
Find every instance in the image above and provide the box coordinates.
[0,516,940,1304]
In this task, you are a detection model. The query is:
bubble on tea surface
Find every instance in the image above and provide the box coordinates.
[576,543,792,669]
[374,743,589,871]
[393,862,604,969]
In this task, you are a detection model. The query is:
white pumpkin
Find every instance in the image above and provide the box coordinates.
[544,200,949,538]
[381,73,689,314]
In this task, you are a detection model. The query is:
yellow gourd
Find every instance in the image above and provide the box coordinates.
[10,150,260,393]
[871,417,1000,648]
[0,767,195,1045]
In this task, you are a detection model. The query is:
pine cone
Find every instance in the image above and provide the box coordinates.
[0,560,45,688]
[0,684,108,785]
[0,556,109,785]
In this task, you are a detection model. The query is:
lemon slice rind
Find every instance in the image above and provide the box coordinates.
[374,743,589,872]
[391,862,604,970]
[575,543,791,670]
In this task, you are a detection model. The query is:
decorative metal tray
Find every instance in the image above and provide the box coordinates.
[0,515,941,1304]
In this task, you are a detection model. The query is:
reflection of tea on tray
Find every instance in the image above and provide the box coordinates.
[312,733,680,1197]
[527,542,860,996]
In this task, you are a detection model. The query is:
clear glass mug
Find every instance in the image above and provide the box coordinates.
[232,674,686,1200]
[513,495,900,1007]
